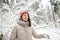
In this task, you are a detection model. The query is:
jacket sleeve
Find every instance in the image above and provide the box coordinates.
[32,28,45,39]
[10,26,17,40]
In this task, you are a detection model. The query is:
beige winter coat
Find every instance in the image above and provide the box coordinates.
[10,20,45,40]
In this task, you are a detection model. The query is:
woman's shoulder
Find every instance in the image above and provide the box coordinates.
[12,23,19,29]
[29,26,34,31]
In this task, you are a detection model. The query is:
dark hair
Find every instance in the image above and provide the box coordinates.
[19,13,31,27]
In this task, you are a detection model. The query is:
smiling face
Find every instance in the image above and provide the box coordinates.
[22,13,29,22]
[20,12,31,26]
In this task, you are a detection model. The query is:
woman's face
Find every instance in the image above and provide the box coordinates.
[22,13,29,21]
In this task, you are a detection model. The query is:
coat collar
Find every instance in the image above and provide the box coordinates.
[17,20,29,27]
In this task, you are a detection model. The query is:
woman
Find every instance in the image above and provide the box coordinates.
[10,11,48,40]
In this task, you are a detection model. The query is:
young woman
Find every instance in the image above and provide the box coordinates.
[10,11,48,40]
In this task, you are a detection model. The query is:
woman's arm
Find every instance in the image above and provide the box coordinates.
[10,26,17,40]
[32,28,49,39]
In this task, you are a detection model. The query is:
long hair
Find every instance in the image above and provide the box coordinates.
[19,12,31,27]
